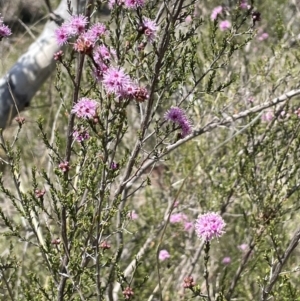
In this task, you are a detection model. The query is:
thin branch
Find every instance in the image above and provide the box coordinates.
[261,227,300,301]
[125,88,300,189]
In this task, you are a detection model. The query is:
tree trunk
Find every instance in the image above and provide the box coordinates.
[0,0,85,129]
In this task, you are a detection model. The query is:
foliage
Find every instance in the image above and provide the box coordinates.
[1,0,300,300]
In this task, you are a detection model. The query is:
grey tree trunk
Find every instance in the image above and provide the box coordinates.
[0,0,85,129]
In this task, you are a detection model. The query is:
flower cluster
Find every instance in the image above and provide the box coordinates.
[195,212,226,241]
[0,17,12,39]
[55,13,154,104]
[55,14,106,49]
[165,107,192,137]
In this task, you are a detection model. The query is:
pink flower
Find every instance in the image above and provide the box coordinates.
[93,64,108,81]
[257,32,269,41]
[170,213,188,223]
[35,189,46,198]
[159,249,170,261]
[248,96,255,103]
[132,86,149,102]
[53,50,63,61]
[238,243,248,252]
[0,22,11,38]
[87,22,107,41]
[108,0,121,9]
[128,210,138,220]
[222,257,231,264]
[165,107,192,138]
[261,110,274,122]
[183,276,196,289]
[219,20,231,31]
[123,287,134,300]
[55,25,71,46]
[93,45,116,63]
[185,15,192,24]
[195,212,226,241]
[295,108,300,118]
[68,14,88,35]
[124,0,145,9]
[181,119,192,137]
[240,0,248,9]
[109,0,145,9]
[173,201,179,208]
[73,128,90,142]
[141,18,157,42]
[100,241,111,250]
[120,82,137,98]
[211,6,223,21]
[59,161,70,172]
[73,33,95,54]
[71,98,98,119]
[102,67,132,96]
[165,107,186,123]
[110,162,119,170]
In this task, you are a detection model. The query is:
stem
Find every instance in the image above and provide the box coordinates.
[203,242,211,301]
[261,227,300,301]
[57,52,86,301]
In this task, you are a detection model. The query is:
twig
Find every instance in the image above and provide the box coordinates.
[125,88,300,189]
[261,227,300,300]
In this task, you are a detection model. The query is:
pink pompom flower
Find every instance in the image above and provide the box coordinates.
[195,212,226,241]
[141,18,157,42]
[158,249,170,261]
[71,98,98,119]
[222,257,231,264]
[68,14,88,35]
[165,107,192,138]
[87,22,107,41]
[219,20,231,31]
[211,6,223,21]
[0,20,11,39]
[55,25,71,46]
[102,67,132,96]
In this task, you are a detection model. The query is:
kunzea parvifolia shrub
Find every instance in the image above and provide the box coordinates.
[1,0,300,300]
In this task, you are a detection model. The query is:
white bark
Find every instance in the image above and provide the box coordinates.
[0,0,85,129]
